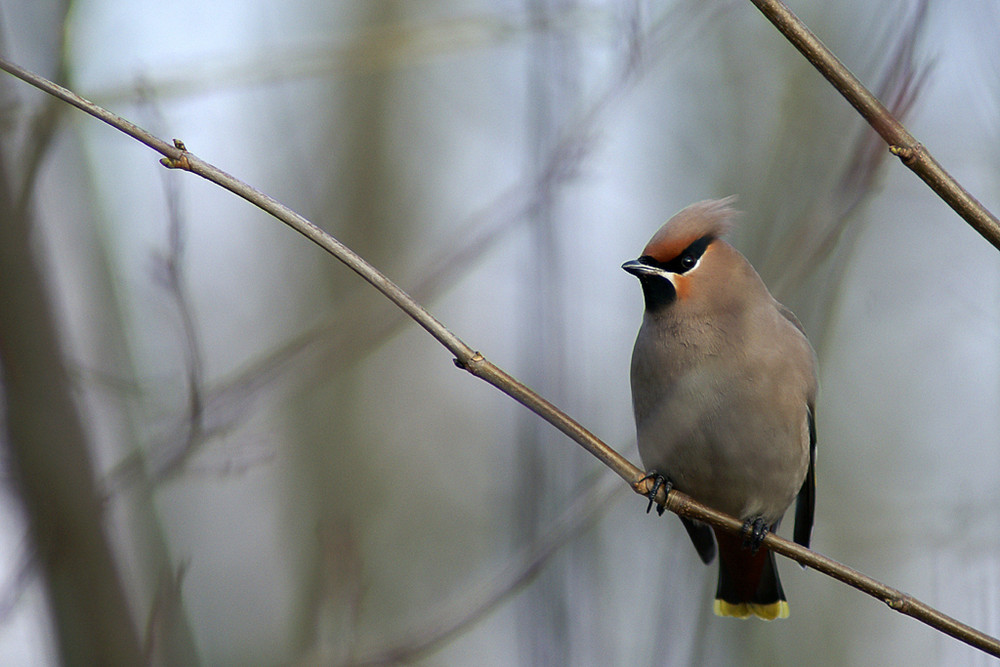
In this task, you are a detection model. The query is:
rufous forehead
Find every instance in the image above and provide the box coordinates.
[642,230,705,263]
[641,198,737,261]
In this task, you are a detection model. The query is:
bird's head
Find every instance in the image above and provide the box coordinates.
[622,197,740,312]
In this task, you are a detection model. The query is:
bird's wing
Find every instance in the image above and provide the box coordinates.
[680,516,717,564]
[793,405,817,552]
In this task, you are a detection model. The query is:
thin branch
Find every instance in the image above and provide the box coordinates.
[3,56,999,659]
[748,0,1000,251]
[654,483,1000,657]
[137,0,725,481]
[767,0,931,300]
[144,88,208,479]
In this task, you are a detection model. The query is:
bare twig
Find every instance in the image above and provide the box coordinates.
[748,0,1000,251]
[142,84,209,480]
[2,56,999,659]
[767,0,931,299]
[141,0,725,479]
[654,483,1000,657]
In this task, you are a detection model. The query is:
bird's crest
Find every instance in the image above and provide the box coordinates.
[642,197,739,263]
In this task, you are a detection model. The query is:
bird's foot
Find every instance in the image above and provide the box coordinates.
[741,517,769,554]
[637,472,673,516]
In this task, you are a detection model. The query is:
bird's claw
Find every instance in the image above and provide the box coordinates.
[741,517,769,553]
[638,472,672,516]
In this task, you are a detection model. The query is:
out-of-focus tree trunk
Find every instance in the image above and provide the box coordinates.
[0,107,144,667]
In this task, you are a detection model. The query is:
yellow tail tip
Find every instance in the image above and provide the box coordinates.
[713,599,790,620]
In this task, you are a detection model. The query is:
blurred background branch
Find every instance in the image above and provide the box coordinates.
[1,1,999,665]
[0,30,146,667]
[4,21,1000,656]
[750,0,1000,250]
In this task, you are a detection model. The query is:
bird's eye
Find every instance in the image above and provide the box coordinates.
[680,253,697,270]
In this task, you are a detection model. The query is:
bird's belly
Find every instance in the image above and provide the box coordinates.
[637,417,807,523]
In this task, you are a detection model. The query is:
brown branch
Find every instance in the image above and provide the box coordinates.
[748,0,1000,251]
[3,56,999,659]
[130,0,724,489]
[652,481,1000,657]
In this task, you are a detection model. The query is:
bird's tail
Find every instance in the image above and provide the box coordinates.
[712,529,789,620]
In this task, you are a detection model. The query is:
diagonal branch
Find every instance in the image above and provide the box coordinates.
[748,0,1000,251]
[2,56,999,659]
[656,484,1000,657]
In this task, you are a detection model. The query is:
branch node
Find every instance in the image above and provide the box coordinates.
[453,351,484,371]
[886,593,912,613]
[160,139,191,170]
[889,143,916,165]
[633,474,652,496]
[6,47,1000,659]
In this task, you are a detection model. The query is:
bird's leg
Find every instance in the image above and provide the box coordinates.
[638,471,673,516]
[741,517,769,554]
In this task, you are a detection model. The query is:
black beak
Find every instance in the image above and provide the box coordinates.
[622,258,659,278]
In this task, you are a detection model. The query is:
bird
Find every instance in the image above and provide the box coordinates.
[622,197,817,620]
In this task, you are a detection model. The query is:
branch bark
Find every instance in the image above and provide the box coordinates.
[655,483,1000,656]
[748,0,1000,251]
[2,55,999,659]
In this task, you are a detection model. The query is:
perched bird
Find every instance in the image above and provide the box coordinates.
[623,198,817,620]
